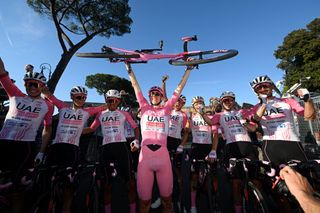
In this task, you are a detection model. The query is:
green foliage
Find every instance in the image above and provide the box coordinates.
[26,0,133,92]
[85,73,137,107]
[274,18,320,93]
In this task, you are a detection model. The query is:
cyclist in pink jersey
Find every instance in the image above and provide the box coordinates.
[179,96,218,213]
[250,75,316,167]
[124,62,193,213]
[41,85,107,213]
[198,91,258,213]
[0,58,53,212]
[83,89,140,213]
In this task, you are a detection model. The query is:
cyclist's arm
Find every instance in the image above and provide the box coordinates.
[253,103,266,122]
[42,87,68,109]
[199,112,213,126]
[39,124,52,153]
[303,100,316,120]
[125,63,141,96]
[161,75,168,103]
[0,59,24,97]
[82,113,100,134]
[180,126,190,146]
[173,66,193,96]
[211,132,219,151]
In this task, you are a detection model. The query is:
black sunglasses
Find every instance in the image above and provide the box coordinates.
[107,99,117,104]
[150,91,161,97]
[26,82,40,88]
[75,96,86,100]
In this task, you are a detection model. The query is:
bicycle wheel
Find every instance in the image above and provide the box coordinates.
[169,49,238,66]
[29,192,51,213]
[244,182,272,213]
[76,52,140,59]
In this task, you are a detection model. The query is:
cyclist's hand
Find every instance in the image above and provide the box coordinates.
[206,150,217,162]
[186,57,196,70]
[236,111,249,126]
[258,94,267,104]
[124,62,133,73]
[297,88,310,102]
[176,144,184,154]
[130,139,140,152]
[34,152,44,166]
[41,86,52,97]
[162,75,169,83]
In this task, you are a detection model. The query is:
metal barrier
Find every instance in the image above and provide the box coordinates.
[296,95,320,144]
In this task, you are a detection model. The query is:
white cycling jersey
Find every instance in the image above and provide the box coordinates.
[168,109,187,139]
[0,74,53,141]
[90,109,137,145]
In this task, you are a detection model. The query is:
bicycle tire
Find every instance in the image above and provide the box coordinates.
[29,192,51,213]
[76,52,140,59]
[169,49,238,66]
[244,182,272,213]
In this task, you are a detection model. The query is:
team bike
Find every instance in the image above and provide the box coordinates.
[76,35,238,66]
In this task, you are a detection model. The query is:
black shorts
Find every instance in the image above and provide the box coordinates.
[262,140,308,167]
[100,142,132,182]
[191,143,212,173]
[0,140,37,183]
[46,143,79,168]
[167,136,181,153]
[224,142,259,179]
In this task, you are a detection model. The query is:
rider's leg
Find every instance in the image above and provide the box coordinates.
[103,184,112,213]
[161,195,173,213]
[191,173,198,211]
[232,179,242,213]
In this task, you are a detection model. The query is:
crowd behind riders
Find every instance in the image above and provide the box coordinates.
[0,57,318,213]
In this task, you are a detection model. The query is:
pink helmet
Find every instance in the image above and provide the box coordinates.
[148,86,164,97]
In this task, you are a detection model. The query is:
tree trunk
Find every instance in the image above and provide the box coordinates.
[47,52,73,93]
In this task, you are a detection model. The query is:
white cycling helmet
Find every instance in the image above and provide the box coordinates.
[23,72,47,84]
[179,94,187,103]
[220,91,236,100]
[192,96,204,105]
[250,75,274,89]
[105,89,121,99]
[70,86,88,95]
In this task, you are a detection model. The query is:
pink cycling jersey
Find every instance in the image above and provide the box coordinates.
[136,91,178,200]
[211,109,252,144]
[189,113,216,144]
[46,95,104,146]
[168,109,187,139]
[90,109,137,145]
[0,74,53,141]
[252,97,304,141]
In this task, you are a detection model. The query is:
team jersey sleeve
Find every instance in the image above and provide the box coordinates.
[123,111,138,129]
[211,113,221,125]
[43,100,54,126]
[283,98,304,116]
[164,91,179,111]
[136,91,149,113]
[86,105,106,116]
[45,94,68,110]
[89,112,102,130]
[0,73,24,97]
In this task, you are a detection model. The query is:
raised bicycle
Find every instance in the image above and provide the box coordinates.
[76,35,238,66]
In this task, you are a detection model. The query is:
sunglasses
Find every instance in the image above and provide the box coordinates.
[26,82,40,88]
[222,98,234,103]
[150,91,161,97]
[255,83,271,91]
[75,96,86,100]
[107,99,118,104]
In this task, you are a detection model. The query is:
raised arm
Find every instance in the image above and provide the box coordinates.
[125,63,141,96]
[161,75,169,102]
[174,66,193,96]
